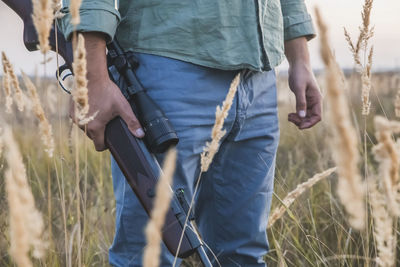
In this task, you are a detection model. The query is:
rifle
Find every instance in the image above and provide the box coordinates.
[2,1,213,266]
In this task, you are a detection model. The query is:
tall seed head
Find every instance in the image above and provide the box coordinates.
[2,52,26,111]
[200,73,240,172]
[21,72,54,158]
[143,148,177,267]
[315,7,365,230]
[32,0,54,54]
[372,116,400,216]
[2,52,13,113]
[72,34,93,124]
[343,0,374,116]
[2,127,47,267]
[268,167,336,228]
[70,0,82,26]
[369,180,396,267]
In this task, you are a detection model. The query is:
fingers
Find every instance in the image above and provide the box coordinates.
[87,123,107,151]
[288,83,322,130]
[298,114,321,129]
[299,90,322,129]
[69,95,144,152]
[288,112,302,126]
[117,101,145,138]
[294,84,307,118]
[69,101,106,151]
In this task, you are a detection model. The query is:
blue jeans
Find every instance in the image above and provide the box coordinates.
[109,53,279,267]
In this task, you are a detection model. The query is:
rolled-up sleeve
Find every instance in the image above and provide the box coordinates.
[58,0,120,42]
[280,0,316,41]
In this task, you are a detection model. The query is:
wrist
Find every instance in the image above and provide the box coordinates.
[81,32,109,84]
[289,59,312,73]
[284,37,311,66]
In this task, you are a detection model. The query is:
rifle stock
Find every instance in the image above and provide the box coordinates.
[1,0,205,260]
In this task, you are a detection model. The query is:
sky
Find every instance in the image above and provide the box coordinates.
[304,0,400,71]
[0,0,399,76]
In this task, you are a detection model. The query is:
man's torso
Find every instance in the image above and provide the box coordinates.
[116,0,285,71]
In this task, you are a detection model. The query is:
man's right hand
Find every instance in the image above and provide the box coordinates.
[70,32,144,151]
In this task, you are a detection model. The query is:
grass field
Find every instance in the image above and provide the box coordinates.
[1,69,399,266]
[1,1,400,267]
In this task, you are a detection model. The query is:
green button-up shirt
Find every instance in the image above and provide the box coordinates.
[59,0,315,71]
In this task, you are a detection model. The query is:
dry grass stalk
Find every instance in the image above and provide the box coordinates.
[373,116,400,183]
[45,84,57,115]
[343,0,374,115]
[369,180,396,267]
[21,72,54,158]
[0,127,3,158]
[70,0,83,26]
[143,148,177,267]
[392,75,400,117]
[395,87,400,118]
[2,52,26,111]
[344,29,362,67]
[2,52,13,113]
[200,73,240,172]
[344,0,374,64]
[54,3,65,19]
[359,0,374,50]
[174,73,241,266]
[315,7,365,230]
[372,116,400,216]
[268,167,336,228]
[72,34,92,124]
[40,57,53,65]
[52,0,62,14]
[360,49,373,115]
[32,0,54,53]
[2,127,47,267]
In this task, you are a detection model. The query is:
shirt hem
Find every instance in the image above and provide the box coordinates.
[128,48,273,72]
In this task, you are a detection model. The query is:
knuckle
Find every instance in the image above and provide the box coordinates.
[87,126,97,136]
[87,121,101,132]
[117,98,130,109]
[87,128,96,139]
[94,143,103,151]
[94,145,104,152]
[87,124,103,139]
[297,95,306,102]
[92,136,105,151]
[297,102,307,108]
[128,117,140,128]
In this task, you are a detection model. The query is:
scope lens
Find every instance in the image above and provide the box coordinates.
[144,117,179,153]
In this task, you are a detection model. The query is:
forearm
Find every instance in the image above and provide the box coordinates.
[284,37,310,66]
[82,32,109,84]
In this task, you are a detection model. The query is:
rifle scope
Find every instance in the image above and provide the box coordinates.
[107,40,179,153]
